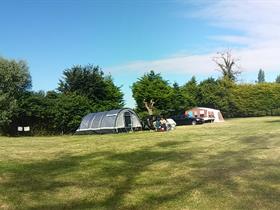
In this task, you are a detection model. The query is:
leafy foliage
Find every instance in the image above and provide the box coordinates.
[132,70,280,119]
[10,91,94,135]
[196,78,234,117]
[48,92,94,134]
[232,83,280,117]
[58,64,124,110]
[132,71,173,116]
[1,62,124,135]
[181,76,199,108]
[275,75,280,83]
[0,57,31,133]
[167,82,192,116]
[257,69,265,83]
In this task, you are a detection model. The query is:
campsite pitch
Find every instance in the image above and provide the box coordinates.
[0,117,280,210]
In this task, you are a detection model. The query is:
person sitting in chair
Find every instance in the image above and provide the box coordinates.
[160,117,167,131]
[153,117,161,131]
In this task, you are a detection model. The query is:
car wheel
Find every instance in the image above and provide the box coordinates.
[192,120,197,125]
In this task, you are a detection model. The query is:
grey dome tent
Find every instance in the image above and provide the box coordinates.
[76,108,142,134]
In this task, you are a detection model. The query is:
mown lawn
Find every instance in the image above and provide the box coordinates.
[0,117,280,210]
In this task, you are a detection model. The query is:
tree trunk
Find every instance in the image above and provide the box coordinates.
[144,99,155,115]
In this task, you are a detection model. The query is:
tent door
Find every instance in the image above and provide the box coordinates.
[124,112,132,130]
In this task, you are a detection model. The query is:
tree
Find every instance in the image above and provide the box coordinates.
[0,57,31,133]
[182,76,199,107]
[13,91,95,135]
[196,77,236,117]
[196,77,220,109]
[213,50,241,81]
[257,69,265,83]
[49,92,93,134]
[58,64,124,110]
[9,91,51,135]
[168,82,191,115]
[276,75,280,83]
[131,70,173,116]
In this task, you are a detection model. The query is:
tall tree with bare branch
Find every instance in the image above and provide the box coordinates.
[213,50,241,81]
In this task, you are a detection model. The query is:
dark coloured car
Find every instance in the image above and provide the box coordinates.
[171,114,204,126]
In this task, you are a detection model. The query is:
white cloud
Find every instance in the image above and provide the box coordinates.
[199,0,280,43]
[209,35,252,45]
[201,0,280,72]
[108,0,280,77]
[108,53,216,75]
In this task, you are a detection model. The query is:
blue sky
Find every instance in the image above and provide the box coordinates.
[1,0,280,107]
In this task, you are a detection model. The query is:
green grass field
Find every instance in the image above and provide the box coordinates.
[0,117,280,210]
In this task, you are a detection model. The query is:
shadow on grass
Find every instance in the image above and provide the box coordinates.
[1,147,195,209]
[1,134,280,210]
[241,133,280,148]
[156,140,190,148]
[264,119,280,123]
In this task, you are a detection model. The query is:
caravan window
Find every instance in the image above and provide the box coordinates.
[199,110,205,117]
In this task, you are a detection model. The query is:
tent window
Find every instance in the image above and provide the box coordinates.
[124,112,132,129]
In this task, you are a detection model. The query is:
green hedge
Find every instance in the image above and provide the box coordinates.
[231,83,280,117]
